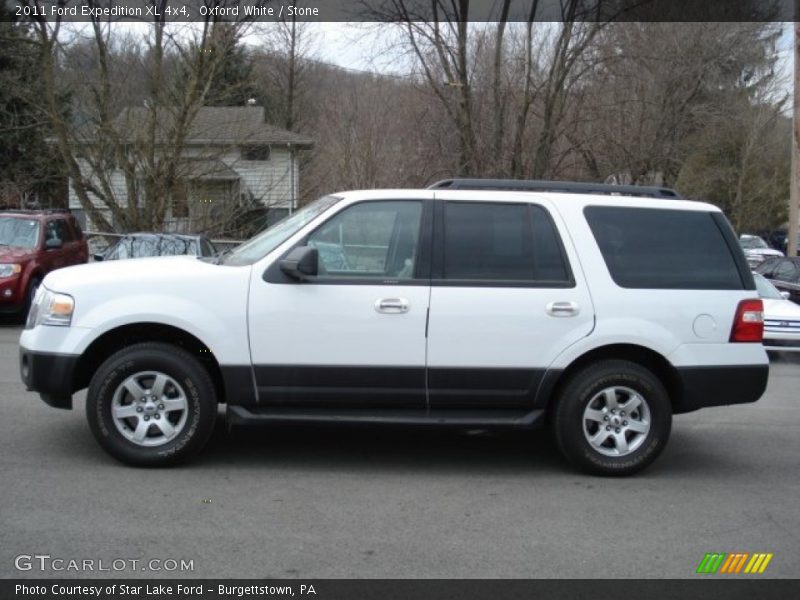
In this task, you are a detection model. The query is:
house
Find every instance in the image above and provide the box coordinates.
[67,105,313,234]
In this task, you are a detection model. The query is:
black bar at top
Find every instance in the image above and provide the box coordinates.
[2,0,795,23]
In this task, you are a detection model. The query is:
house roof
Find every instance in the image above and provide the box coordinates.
[114,106,313,147]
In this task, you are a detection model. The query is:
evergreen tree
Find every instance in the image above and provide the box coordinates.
[0,7,62,207]
[202,25,260,107]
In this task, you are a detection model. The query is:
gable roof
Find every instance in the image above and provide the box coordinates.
[114,106,313,147]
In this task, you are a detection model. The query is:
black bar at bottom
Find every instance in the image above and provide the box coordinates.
[2,579,798,600]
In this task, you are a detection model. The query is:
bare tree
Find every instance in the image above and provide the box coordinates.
[24,1,249,231]
[254,17,315,131]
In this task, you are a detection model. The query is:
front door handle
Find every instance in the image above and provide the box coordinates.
[375,298,410,314]
[546,301,579,317]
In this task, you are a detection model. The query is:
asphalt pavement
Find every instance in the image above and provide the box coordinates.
[1,319,798,579]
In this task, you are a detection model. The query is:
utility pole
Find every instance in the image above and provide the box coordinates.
[790,17,800,257]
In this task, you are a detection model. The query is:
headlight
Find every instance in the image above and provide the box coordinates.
[0,264,21,278]
[25,287,75,329]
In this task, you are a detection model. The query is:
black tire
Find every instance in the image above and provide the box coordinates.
[86,342,217,466]
[552,360,672,476]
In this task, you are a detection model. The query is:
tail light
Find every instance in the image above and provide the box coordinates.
[730,299,764,342]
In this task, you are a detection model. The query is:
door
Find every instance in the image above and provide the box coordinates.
[248,199,431,408]
[41,219,68,271]
[426,198,595,409]
[53,218,83,266]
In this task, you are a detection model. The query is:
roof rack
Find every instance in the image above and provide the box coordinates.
[0,208,71,214]
[427,178,682,199]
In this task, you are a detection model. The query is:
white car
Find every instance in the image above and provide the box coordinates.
[19,179,769,475]
[740,234,783,268]
[754,272,800,352]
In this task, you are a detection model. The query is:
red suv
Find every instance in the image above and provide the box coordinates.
[0,210,88,316]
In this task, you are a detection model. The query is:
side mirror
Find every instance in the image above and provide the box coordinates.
[279,246,318,281]
[781,291,790,300]
[93,254,105,262]
[45,238,63,250]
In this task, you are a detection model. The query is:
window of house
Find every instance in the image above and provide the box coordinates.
[242,145,271,161]
[172,182,189,219]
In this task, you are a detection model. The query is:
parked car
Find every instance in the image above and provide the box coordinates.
[94,233,217,261]
[753,273,800,352]
[0,209,88,316]
[739,234,783,268]
[754,257,800,304]
[20,179,768,476]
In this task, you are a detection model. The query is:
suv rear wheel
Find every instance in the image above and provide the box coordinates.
[552,360,672,476]
[86,342,217,466]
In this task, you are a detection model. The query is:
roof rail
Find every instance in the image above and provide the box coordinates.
[0,208,71,214]
[427,178,682,199]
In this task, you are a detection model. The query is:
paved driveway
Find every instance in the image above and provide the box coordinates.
[1,320,798,578]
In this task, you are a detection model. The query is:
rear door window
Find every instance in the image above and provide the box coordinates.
[55,219,74,242]
[772,260,799,282]
[440,202,571,284]
[584,206,744,290]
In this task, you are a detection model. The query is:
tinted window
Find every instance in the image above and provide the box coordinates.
[532,206,570,282]
[46,220,73,243]
[56,220,74,242]
[442,202,570,282]
[755,257,783,277]
[585,207,743,290]
[308,201,422,279]
[772,260,798,282]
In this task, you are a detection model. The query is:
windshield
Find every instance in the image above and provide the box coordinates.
[221,195,342,266]
[754,273,784,300]
[0,217,40,249]
[740,236,768,250]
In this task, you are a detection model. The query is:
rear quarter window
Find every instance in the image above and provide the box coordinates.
[584,206,746,290]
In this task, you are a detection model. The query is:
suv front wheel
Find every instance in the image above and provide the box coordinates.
[86,342,217,466]
[552,360,672,476]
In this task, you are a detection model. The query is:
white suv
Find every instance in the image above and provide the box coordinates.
[19,180,768,475]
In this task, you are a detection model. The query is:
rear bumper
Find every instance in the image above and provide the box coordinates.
[762,331,800,351]
[673,364,769,414]
[19,347,78,409]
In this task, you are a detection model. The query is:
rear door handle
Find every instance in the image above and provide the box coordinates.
[375,298,410,314]
[546,301,579,317]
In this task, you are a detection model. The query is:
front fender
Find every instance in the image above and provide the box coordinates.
[75,294,250,365]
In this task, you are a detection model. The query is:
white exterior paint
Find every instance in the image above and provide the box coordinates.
[21,188,768,396]
[27,256,252,366]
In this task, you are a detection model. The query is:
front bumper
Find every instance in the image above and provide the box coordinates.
[19,347,79,409]
[0,276,24,311]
